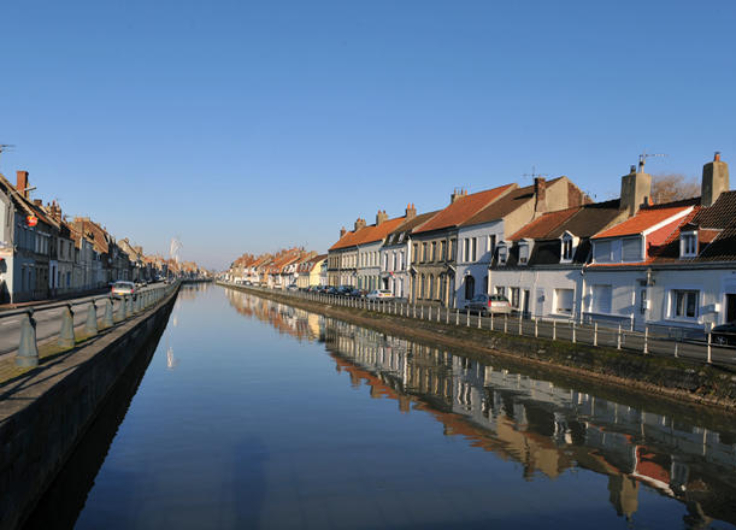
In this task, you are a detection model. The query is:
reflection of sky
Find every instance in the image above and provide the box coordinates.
[73,286,736,529]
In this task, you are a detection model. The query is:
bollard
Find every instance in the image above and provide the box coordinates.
[504,314,508,334]
[58,304,76,349]
[429,306,432,321]
[707,333,712,364]
[490,312,494,331]
[593,322,598,347]
[552,319,556,340]
[518,313,522,335]
[534,318,538,338]
[116,296,126,322]
[643,326,649,354]
[103,297,114,328]
[572,321,576,343]
[455,310,459,326]
[16,310,39,367]
[85,300,99,336]
[413,305,417,319]
[674,341,679,358]
[420,306,424,320]
[617,324,622,350]
[478,312,481,329]
[466,309,470,327]
[125,295,133,319]
[445,307,449,324]
[437,306,441,323]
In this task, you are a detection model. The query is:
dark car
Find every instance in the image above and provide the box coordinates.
[711,322,736,346]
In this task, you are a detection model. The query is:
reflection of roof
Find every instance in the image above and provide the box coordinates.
[413,184,515,234]
[593,202,695,239]
[330,216,407,250]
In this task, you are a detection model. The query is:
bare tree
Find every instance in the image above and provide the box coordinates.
[651,174,700,204]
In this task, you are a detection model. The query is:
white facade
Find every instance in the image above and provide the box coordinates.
[380,239,410,299]
[356,241,382,291]
[455,220,504,308]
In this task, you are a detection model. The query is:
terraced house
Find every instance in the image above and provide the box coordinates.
[455,176,588,310]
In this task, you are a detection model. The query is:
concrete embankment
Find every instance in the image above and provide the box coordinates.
[0,286,178,530]
[219,282,736,416]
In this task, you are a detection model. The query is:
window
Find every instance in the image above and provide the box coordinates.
[413,244,419,262]
[591,284,612,314]
[439,241,446,261]
[672,290,699,318]
[498,243,507,265]
[681,232,697,258]
[450,239,457,261]
[431,242,436,262]
[422,243,428,262]
[562,236,573,261]
[419,274,425,299]
[471,238,477,262]
[463,239,469,262]
[464,275,475,301]
[622,237,642,262]
[429,274,435,299]
[399,251,404,270]
[518,242,529,264]
[496,286,506,297]
[510,287,520,308]
[554,288,574,315]
[594,241,612,263]
[487,235,496,254]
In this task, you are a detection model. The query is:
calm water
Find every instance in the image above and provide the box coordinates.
[26,284,736,529]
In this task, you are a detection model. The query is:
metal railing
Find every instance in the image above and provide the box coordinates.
[1,281,180,369]
[218,281,736,368]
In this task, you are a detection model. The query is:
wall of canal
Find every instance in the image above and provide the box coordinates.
[217,282,736,414]
[0,284,179,530]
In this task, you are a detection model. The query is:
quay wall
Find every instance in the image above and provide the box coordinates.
[218,282,736,416]
[0,287,178,530]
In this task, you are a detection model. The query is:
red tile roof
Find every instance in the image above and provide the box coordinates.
[413,184,515,234]
[330,216,407,250]
[509,207,581,241]
[592,203,695,239]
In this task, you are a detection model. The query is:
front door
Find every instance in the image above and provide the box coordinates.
[634,287,647,332]
[523,290,531,318]
[727,294,736,323]
[535,288,545,318]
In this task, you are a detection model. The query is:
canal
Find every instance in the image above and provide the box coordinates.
[24,284,736,529]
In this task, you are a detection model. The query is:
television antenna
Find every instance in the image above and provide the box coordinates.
[638,151,668,172]
[522,165,548,181]
[0,144,15,166]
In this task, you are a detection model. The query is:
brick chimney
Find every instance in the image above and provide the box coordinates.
[33,199,42,207]
[450,188,467,204]
[340,226,347,238]
[534,177,547,215]
[354,218,366,231]
[376,209,388,226]
[701,151,730,207]
[405,203,416,220]
[16,171,29,198]
[619,164,652,216]
[48,200,62,222]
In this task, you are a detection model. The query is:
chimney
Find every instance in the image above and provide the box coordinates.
[376,209,388,226]
[405,203,416,220]
[619,164,652,217]
[534,177,547,214]
[450,188,467,204]
[354,218,366,231]
[33,199,42,207]
[16,171,29,198]
[701,151,730,207]
[340,226,347,238]
[48,200,62,222]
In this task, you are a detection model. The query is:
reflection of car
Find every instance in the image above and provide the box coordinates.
[366,289,393,301]
[466,294,512,315]
[711,322,736,346]
[111,281,137,299]
[286,284,299,291]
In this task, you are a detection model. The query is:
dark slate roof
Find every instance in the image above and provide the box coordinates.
[545,199,622,239]
[687,190,736,230]
[697,220,736,261]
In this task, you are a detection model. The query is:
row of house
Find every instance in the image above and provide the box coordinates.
[227,248,327,289]
[227,152,733,335]
[0,169,182,303]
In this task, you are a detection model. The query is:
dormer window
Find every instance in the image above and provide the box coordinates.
[497,242,508,265]
[518,241,530,265]
[561,233,575,262]
[680,231,697,258]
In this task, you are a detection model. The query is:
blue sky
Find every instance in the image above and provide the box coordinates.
[1,0,734,269]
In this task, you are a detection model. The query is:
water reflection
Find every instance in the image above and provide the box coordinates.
[229,291,736,528]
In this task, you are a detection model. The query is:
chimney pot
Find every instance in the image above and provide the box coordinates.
[715,151,721,162]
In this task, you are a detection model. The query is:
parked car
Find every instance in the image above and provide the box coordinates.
[711,322,736,346]
[286,284,299,292]
[337,286,354,296]
[466,294,512,315]
[111,281,137,299]
[366,289,394,301]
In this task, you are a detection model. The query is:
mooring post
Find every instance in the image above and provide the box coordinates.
[58,304,76,349]
[103,297,114,328]
[707,333,712,364]
[16,309,39,367]
[85,300,99,336]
